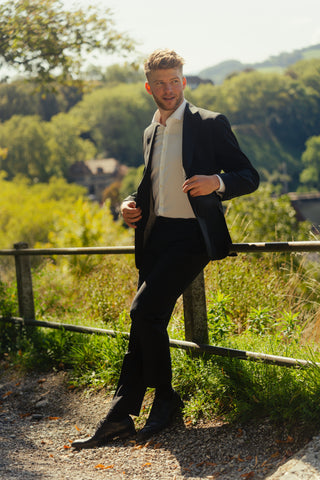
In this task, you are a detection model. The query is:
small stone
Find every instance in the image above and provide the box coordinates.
[35,398,49,408]
[31,414,43,420]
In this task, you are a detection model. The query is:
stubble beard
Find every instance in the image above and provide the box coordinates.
[154,92,184,113]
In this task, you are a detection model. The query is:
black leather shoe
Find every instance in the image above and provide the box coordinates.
[72,415,136,449]
[137,391,184,441]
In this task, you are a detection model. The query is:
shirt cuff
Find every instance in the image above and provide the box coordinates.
[216,175,226,193]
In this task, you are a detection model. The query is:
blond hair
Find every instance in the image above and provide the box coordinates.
[144,49,185,79]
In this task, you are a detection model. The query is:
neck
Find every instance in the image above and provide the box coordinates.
[159,110,172,126]
[158,99,185,126]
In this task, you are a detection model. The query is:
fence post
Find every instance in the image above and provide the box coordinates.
[182,269,208,344]
[14,242,35,321]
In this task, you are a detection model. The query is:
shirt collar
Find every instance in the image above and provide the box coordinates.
[152,99,187,125]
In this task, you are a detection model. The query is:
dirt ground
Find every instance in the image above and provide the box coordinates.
[0,365,316,480]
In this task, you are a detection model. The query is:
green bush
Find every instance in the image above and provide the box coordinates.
[0,280,18,318]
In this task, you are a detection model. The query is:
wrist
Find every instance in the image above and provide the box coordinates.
[212,175,220,191]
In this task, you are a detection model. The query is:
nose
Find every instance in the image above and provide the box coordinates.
[164,82,173,93]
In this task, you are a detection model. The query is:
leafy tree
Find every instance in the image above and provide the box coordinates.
[46,197,129,249]
[102,180,122,218]
[285,59,320,138]
[70,83,154,166]
[0,114,96,181]
[189,63,320,190]
[286,59,320,98]
[85,62,145,85]
[119,164,144,200]
[0,174,86,251]
[191,69,316,150]
[0,0,134,87]
[0,115,52,180]
[0,80,83,122]
[227,183,310,243]
[300,135,320,191]
[43,196,132,272]
[103,63,145,85]
[46,112,96,178]
[233,123,298,191]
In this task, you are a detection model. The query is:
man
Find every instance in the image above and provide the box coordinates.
[72,49,259,449]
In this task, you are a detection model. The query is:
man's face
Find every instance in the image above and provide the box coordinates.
[145,68,186,114]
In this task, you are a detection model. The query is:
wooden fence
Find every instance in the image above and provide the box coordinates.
[1,240,320,368]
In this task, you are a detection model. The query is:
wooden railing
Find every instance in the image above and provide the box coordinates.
[1,240,320,368]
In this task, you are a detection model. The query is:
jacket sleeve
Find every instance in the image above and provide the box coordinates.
[212,114,260,201]
[123,192,137,204]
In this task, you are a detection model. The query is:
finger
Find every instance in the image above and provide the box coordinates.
[123,212,142,223]
[182,182,196,193]
[126,221,137,229]
[182,176,197,189]
[122,207,141,217]
[123,214,141,227]
[125,211,142,221]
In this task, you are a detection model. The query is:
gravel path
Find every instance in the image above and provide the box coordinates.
[0,368,316,479]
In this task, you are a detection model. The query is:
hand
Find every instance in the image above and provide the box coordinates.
[120,200,142,228]
[182,175,220,197]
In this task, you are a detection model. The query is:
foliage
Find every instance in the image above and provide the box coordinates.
[119,164,145,200]
[226,183,311,243]
[0,68,320,426]
[233,123,298,188]
[0,58,320,189]
[189,67,320,146]
[86,62,145,85]
[300,135,320,191]
[199,44,320,84]
[45,198,130,248]
[0,113,96,181]
[0,0,134,87]
[0,80,83,122]
[207,290,234,342]
[0,174,86,252]
[1,239,320,426]
[187,60,320,190]
[32,260,79,318]
[43,197,132,273]
[0,281,18,318]
[2,319,320,429]
[171,345,320,426]
[70,83,154,166]
[286,58,320,101]
[82,256,137,324]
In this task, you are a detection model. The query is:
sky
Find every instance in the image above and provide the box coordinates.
[62,0,320,74]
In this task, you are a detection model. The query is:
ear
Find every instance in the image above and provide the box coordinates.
[145,81,152,95]
[182,77,187,89]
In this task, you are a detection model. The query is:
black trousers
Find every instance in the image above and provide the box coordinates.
[108,217,210,417]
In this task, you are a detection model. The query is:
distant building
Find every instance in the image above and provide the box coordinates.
[68,158,127,202]
[288,192,320,232]
[185,75,214,90]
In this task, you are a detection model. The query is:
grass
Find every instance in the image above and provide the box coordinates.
[2,321,320,434]
[1,247,320,434]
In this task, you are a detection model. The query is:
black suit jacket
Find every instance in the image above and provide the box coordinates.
[129,102,260,269]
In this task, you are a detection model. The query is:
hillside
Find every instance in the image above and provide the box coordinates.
[199,43,320,84]
[234,123,301,188]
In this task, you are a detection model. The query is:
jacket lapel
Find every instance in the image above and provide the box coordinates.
[144,123,158,169]
[182,103,199,177]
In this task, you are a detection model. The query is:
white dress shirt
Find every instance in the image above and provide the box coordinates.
[148,99,225,218]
